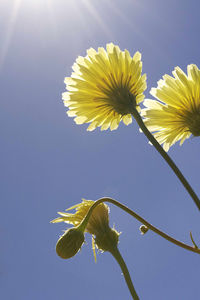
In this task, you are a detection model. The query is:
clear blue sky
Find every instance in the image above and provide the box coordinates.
[1,0,200,299]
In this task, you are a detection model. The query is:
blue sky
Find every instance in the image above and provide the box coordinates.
[1,0,200,299]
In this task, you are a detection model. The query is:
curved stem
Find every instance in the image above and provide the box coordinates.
[78,197,200,254]
[131,108,200,211]
[110,246,139,300]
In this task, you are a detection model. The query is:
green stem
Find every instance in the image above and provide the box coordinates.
[110,246,139,300]
[78,197,200,254]
[131,108,200,211]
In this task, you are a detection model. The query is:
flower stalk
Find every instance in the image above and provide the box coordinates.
[110,246,139,300]
[79,197,200,254]
[131,107,200,211]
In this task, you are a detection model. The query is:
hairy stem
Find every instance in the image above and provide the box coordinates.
[131,108,200,211]
[110,246,139,300]
[78,197,200,254]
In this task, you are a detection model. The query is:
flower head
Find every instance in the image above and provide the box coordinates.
[142,64,200,151]
[51,199,110,236]
[63,43,146,131]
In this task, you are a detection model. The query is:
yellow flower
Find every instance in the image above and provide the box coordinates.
[142,64,200,151]
[63,43,147,131]
[51,199,109,236]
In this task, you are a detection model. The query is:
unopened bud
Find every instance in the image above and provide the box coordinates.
[95,227,120,252]
[56,227,85,259]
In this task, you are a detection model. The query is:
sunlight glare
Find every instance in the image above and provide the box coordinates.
[0,0,22,71]
[80,0,113,39]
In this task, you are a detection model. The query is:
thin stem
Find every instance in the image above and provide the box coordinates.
[78,197,200,254]
[131,108,200,211]
[110,246,139,300]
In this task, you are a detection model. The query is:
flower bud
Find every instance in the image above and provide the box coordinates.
[95,227,120,252]
[56,227,85,259]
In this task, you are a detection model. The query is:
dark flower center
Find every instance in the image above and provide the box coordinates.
[108,85,137,115]
[185,107,200,136]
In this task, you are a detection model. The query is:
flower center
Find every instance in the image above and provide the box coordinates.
[185,107,200,136]
[108,85,137,115]
[98,73,137,115]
